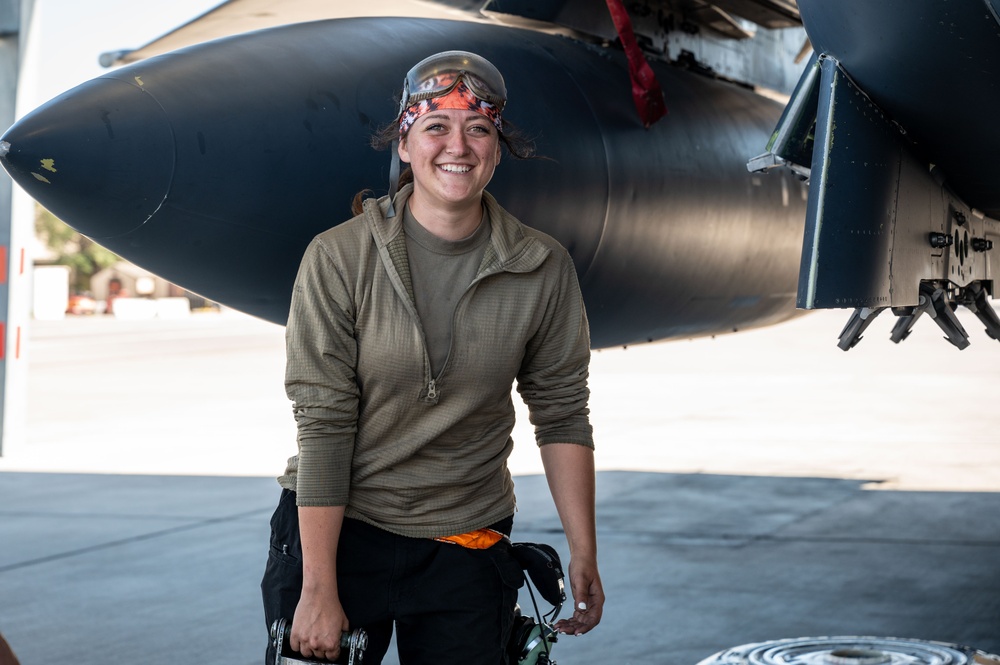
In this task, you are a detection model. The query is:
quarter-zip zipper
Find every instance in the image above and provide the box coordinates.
[416,264,502,404]
[367,196,543,406]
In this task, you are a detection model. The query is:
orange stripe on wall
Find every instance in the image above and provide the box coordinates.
[15,326,21,360]
[19,247,25,275]
[0,322,5,360]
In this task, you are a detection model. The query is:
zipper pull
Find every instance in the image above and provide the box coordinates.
[426,379,438,401]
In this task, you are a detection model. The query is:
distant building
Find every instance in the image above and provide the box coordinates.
[92,262,217,311]
[92,262,172,301]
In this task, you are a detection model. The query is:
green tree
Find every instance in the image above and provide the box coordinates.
[34,205,121,293]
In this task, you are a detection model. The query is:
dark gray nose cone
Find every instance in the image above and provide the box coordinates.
[0,76,174,239]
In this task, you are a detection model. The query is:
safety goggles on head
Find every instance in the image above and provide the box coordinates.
[396,50,507,120]
[387,51,508,218]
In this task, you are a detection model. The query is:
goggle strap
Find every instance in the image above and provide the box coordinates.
[386,138,401,218]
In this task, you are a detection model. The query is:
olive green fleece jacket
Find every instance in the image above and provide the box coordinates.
[279,183,593,538]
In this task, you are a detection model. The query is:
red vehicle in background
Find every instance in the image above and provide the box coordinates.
[66,292,98,315]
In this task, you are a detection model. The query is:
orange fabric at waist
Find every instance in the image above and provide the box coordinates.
[434,528,505,550]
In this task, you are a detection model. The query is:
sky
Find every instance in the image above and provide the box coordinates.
[26,0,225,108]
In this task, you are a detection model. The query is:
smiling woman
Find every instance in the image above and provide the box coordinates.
[261,50,604,665]
[397,108,501,238]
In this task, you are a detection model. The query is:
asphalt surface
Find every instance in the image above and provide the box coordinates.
[1,308,998,664]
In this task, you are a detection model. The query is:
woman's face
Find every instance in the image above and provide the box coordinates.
[398,108,501,213]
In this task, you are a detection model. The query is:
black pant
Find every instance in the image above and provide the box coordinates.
[261,490,523,665]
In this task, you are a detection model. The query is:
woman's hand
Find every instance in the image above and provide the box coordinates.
[554,555,605,635]
[290,589,350,661]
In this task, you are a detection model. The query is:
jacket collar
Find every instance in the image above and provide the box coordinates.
[480,190,551,275]
[365,183,550,276]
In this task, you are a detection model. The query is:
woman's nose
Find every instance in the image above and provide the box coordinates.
[445,132,469,155]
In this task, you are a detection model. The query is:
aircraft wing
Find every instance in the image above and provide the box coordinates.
[114,0,802,68]
[113,0,493,64]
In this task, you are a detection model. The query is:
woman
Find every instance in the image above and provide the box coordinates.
[262,50,604,665]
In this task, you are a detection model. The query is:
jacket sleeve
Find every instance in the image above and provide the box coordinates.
[516,250,594,448]
[284,237,360,506]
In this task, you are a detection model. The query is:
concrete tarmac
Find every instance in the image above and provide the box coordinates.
[1,308,999,664]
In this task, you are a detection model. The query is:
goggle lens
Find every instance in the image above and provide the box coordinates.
[398,51,507,117]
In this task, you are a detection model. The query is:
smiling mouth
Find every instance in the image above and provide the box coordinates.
[439,164,472,173]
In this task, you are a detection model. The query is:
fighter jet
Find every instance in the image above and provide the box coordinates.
[2,0,997,350]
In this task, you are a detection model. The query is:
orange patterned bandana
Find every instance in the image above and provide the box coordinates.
[399,76,503,136]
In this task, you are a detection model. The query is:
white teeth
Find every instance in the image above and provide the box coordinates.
[440,164,471,173]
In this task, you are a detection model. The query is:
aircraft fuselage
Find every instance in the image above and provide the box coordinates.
[1,17,807,347]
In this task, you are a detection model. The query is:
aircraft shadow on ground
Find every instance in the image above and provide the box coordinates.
[0,470,997,665]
